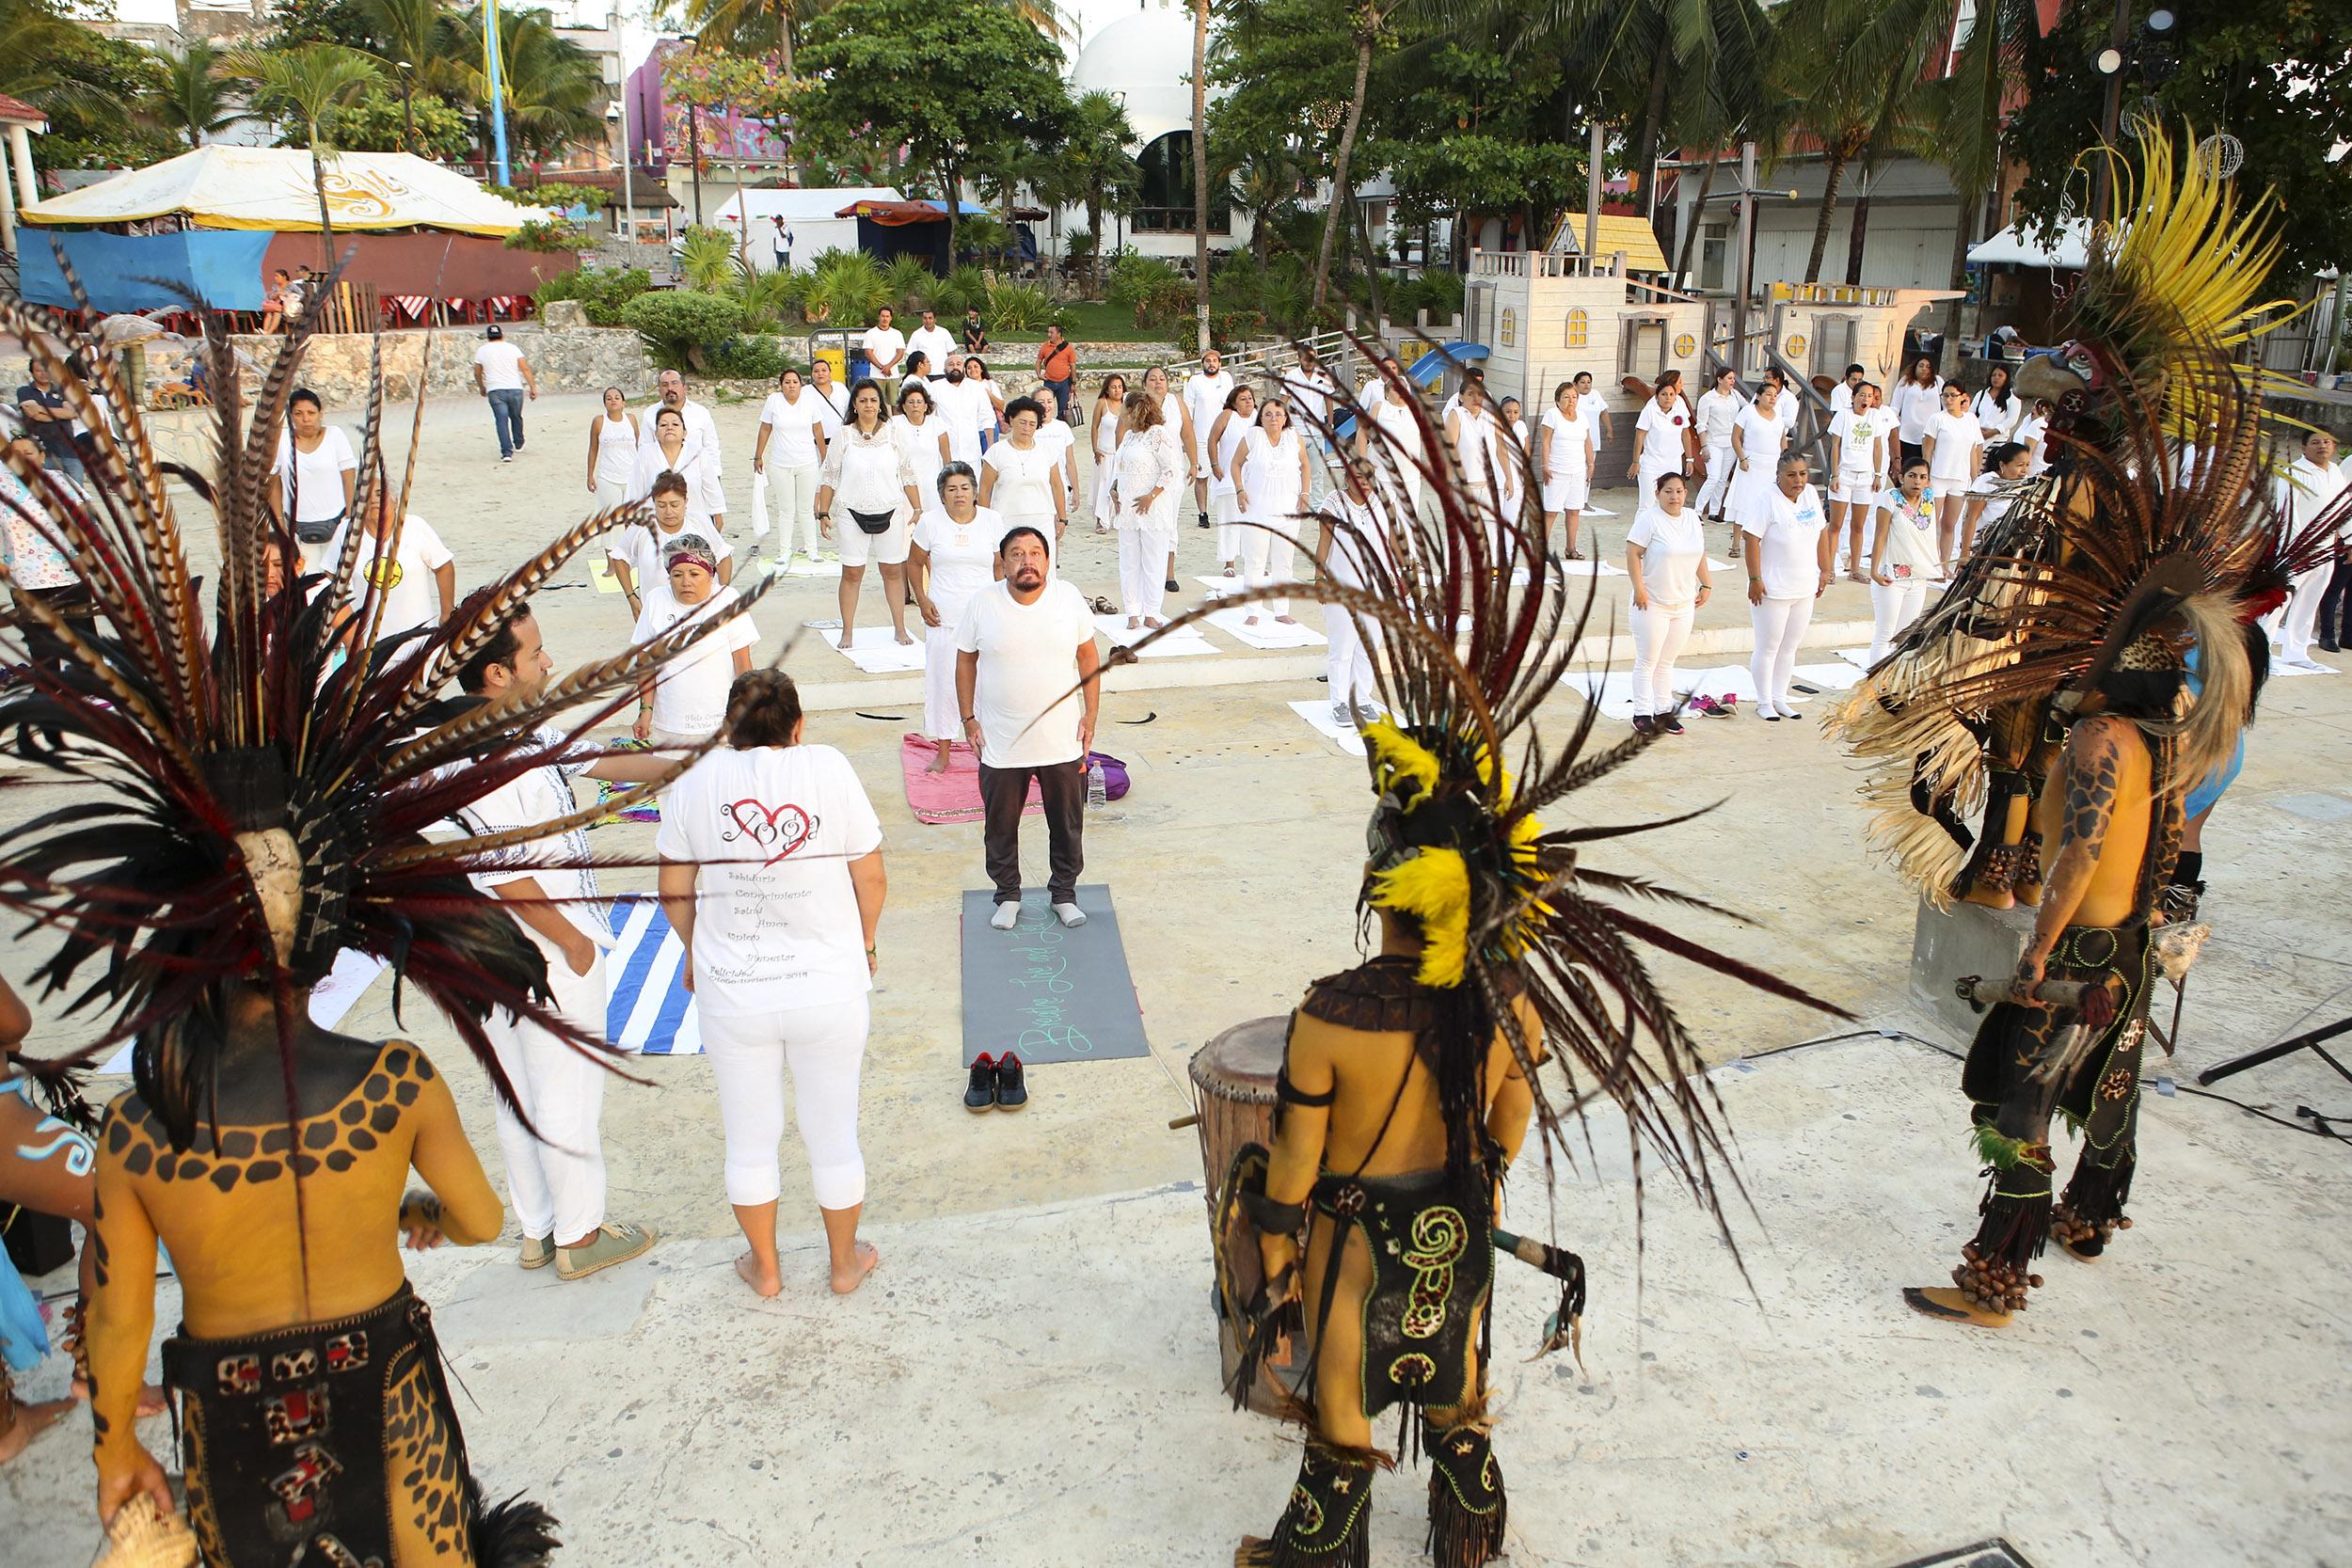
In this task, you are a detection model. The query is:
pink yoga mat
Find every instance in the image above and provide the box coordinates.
[900,732,1042,825]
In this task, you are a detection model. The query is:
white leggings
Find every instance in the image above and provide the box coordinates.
[1867,577,1930,664]
[1215,492,1245,563]
[1629,599,1694,717]
[699,995,871,1210]
[595,475,634,515]
[1120,525,1175,619]
[923,626,961,739]
[1238,520,1295,615]
[1694,441,1735,515]
[1749,594,1815,707]
[771,461,822,561]
[1325,602,1379,707]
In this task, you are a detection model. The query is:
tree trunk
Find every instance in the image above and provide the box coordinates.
[1804,145,1850,284]
[1672,151,1719,284]
[1625,36,1672,214]
[944,156,961,267]
[1943,185,1979,341]
[1191,0,1211,354]
[1844,185,1871,286]
[777,2,792,77]
[310,128,335,270]
[1086,194,1102,293]
[1311,31,1374,312]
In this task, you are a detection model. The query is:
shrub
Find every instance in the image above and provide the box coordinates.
[622,290,744,372]
[1108,254,1190,329]
[939,263,993,317]
[957,214,1012,263]
[803,249,886,326]
[984,282,1053,333]
[490,181,608,213]
[1211,309,1265,352]
[504,218,587,253]
[882,254,937,313]
[535,266,650,326]
[708,335,790,380]
[734,267,806,332]
[1422,269,1465,320]
[676,226,744,292]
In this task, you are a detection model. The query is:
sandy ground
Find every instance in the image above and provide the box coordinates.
[3,390,2348,1563]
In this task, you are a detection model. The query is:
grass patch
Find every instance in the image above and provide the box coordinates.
[985,300,1183,347]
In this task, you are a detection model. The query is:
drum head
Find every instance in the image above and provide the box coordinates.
[1189,1016,1290,1098]
[1213,1141,1274,1328]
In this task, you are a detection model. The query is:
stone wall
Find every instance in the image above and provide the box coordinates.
[220,325,658,407]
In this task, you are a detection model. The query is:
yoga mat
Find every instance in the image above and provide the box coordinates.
[1290,698,1369,756]
[587,557,624,594]
[1558,557,1628,577]
[1193,573,1311,599]
[777,555,844,578]
[1682,664,1758,704]
[2268,657,2340,677]
[99,950,386,1073]
[961,886,1149,1066]
[604,894,702,1055]
[1835,646,1877,671]
[1208,607,1327,649]
[1791,660,1866,692]
[829,626,930,673]
[902,732,1042,825]
[1094,615,1219,657]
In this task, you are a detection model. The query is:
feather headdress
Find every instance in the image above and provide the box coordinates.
[1103,335,1847,1237]
[0,263,765,1148]
[1829,120,2332,904]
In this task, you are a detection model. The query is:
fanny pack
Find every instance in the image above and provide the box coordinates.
[294,509,343,546]
[848,506,896,535]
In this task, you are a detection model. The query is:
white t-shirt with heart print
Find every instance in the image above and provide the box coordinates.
[655,742,883,1015]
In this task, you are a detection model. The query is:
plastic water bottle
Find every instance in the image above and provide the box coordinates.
[1086,756,1107,808]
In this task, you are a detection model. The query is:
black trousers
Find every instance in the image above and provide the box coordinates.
[978,755,1087,904]
[10,581,95,670]
[2318,554,2352,647]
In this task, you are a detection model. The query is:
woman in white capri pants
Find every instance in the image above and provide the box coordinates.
[1692,365,1744,520]
[1315,455,1391,725]
[815,380,924,650]
[1537,379,1597,558]
[1233,398,1311,626]
[1111,390,1186,627]
[907,466,1003,770]
[1206,385,1259,576]
[1625,471,1712,734]
[658,671,888,1298]
[754,367,832,567]
[585,387,639,512]
[1741,452,1832,721]
[1867,454,1940,664]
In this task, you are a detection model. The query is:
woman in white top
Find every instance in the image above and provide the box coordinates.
[655,671,886,1299]
[611,468,737,628]
[979,396,1070,556]
[815,380,924,649]
[1890,356,1944,468]
[1108,390,1186,627]
[888,380,952,514]
[1206,384,1259,575]
[1624,471,1713,733]
[1962,439,2033,553]
[629,535,758,745]
[1359,373,1426,515]
[271,388,358,568]
[1828,379,1887,580]
[963,356,1008,451]
[1759,365,1801,436]
[630,406,726,533]
[1232,398,1311,625]
[1692,366,1745,521]
[1089,372,1129,532]
[1537,380,1598,557]
[584,386,640,513]
[1972,363,2023,443]
[1131,364,1198,588]
[1742,452,1832,721]
[1628,371,1694,498]
[907,464,1004,769]
[1726,381,1788,536]
[2015,398,2054,476]
[1921,382,1983,564]
[1866,454,1940,664]
[753,367,832,567]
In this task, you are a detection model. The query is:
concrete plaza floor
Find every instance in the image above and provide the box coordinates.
[4,391,2349,1563]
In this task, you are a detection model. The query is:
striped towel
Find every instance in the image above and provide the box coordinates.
[603,894,701,1054]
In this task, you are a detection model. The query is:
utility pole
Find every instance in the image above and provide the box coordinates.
[1584,119,1602,264]
[1731,139,1756,378]
[485,0,511,186]
[2087,0,2132,224]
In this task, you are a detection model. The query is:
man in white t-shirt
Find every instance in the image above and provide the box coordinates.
[1184,349,1236,519]
[451,608,684,1281]
[327,491,455,644]
[2270,428,2348,669]
[955,526,1102,932]
[861,309,907,383]
[470,325,536,462]
[907,309,958,386]
[1828,362,1866,419]
[643,368,724,483]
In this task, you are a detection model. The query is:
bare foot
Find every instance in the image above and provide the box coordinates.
[73,1375,166,1417]
[893,628,915,647]
[837,629,857,650]
[735,1251,784,1299]
[1144,616,1165,629]
[1126,616,1141,630]
[1275,614,1296,625]
[1223,564,1236,578]
[830,1241,881,1295]
[0,1394,77,1464]
[1245,614,1260,626]
[925,748,951,775]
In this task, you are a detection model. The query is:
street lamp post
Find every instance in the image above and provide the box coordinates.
[484,0,511,187]
[396,59,414,153]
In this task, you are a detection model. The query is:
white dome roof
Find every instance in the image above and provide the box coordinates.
[1070,4,1210,143]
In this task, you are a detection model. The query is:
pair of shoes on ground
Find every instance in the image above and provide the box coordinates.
[965,1052,1029,1111]
[989,899,1086,932]
[518,1220,657,1281]
[1632,714,1686,736]
[1329,698,1387,729]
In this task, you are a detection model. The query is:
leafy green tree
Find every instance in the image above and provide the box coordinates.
[145,41,238,150]
[451,6,608,162]
[262,0,373,49]
[795,0,1069,261]
[320,88,473,159]
[1,0,177,169]
[355,0,462,151]
[218,43,383,262]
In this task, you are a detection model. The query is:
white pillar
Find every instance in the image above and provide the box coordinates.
[0,150,16,257]
[8,125,34,213]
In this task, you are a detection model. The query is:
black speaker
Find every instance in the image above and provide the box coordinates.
[2,1202,76,1279]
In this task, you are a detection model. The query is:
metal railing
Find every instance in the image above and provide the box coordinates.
[1470,249,1629,280]
[1168,326,1359,388]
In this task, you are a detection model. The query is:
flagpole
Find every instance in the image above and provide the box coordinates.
[485,0,511,187]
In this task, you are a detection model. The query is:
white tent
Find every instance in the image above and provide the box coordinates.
[1967,218,2092,272]
[707,185,902,272]
[24,147,552,238]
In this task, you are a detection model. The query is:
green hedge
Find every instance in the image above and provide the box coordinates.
[534,267,650,327]
[623,290,744,372]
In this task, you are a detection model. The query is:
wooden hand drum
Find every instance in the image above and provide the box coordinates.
[1187,1016,1305,1417]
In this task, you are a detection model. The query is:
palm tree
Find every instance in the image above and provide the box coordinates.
[357,0,457,151]
[0,0,130,136]
[1771,0,1950,282]
[451,8,606,163]
[219,43,384,266]
[1923,0,2026,338]
[1057,88,1138,293]
[146,40,237,150]
[1231,147,1302,268]
[1190,0,1212,352]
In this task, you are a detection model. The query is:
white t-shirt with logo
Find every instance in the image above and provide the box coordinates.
[1830,410,1880,476]
[1743,483,1830,599]
[613,522,735,625]
[472,340,527,391]
[326,513,453,641]
[952,578,1095,768]
[910,506,1003,629]
[639,583,760,739]
[1634,397,1690,469]
[655,743,882,1015]
[1625,503,1706,609]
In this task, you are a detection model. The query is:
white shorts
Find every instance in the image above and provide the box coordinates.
[1542,472,1590,512]
[836,509,910,566]
[1831,471,1877,505]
